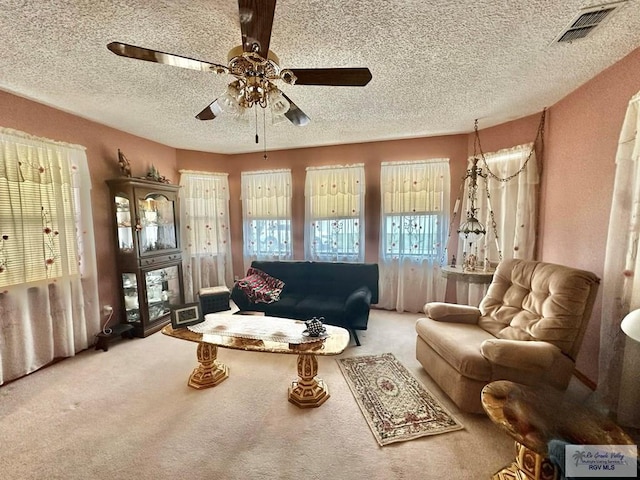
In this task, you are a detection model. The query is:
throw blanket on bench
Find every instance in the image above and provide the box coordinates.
[236,267,284,304]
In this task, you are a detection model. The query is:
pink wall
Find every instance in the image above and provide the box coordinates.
[0,90,177,318]
[2,45,639,384]
[471,47,640,382]
[178,136,469,277]
[540,47,640,382]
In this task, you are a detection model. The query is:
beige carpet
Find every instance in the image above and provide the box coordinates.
[338,353,464,446]
[0,308,515,480]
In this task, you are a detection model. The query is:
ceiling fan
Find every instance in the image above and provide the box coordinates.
[107,0,372,127]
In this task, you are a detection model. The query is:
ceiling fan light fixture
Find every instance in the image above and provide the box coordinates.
[234,105,251,124]
[268,89,290,115]
[218,90,241,115]
[242,77,267,107]
[271,112,288,125]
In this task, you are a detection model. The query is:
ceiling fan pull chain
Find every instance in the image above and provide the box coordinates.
[255,107,259,144]
[263,107,268,160]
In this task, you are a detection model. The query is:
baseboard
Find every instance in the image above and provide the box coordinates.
[574,369,596,390]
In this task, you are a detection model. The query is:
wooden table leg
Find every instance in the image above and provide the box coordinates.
[492,441,559,480]
[288,353,329,408]
[188,342,229,390]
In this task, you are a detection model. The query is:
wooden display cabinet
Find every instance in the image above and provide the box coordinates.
[106,177,185,337]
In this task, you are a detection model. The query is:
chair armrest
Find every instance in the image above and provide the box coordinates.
[481,339,562,370]
[423,302,480,324]
[345,286,372,316]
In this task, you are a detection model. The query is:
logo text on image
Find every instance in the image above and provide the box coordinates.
[565,444,638,478]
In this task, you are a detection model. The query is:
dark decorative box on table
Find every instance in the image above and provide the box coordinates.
[199,286,230,314]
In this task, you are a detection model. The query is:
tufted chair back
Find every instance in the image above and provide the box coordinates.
[478,259,600,360]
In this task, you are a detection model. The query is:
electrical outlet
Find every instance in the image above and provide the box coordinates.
[102,305,113,316]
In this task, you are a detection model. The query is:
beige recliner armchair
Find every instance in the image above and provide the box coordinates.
[415,259,600,413]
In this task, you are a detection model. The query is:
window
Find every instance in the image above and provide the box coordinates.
[0,128,99,384]
[247,219,291,256]
[380,160,449,261]
[179,171,233,300]
[378,159,450,312]
[0,156,80,287]
[0,134,95,287]
[459,143,539,263]
[382,213,440,259]
[241,169,292,269]
[304,164,365,262]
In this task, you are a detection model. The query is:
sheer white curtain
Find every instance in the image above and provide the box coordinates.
[304,164,365,262]
[179,171,233,301]
[378,159,450,313]
[455,144,539,305]
[598,91,640,427]
[0,128,99,385]
[241,169,292,271]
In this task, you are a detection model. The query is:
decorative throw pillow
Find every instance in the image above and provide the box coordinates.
[236,267,285,304]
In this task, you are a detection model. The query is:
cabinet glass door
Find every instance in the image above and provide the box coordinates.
[115,196,134,253]
[145,265,181,322]
[122,272,140,323]
[138,194,177,254]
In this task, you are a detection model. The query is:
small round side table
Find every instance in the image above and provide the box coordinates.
[481,380,635,480]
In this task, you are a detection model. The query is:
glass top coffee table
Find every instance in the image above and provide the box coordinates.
[162,313,350,408]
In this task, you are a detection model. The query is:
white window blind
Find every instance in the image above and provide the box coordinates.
[304,164,365,262]
[241,169,292,270]
[0,136,82,286]
[380,160,449,260]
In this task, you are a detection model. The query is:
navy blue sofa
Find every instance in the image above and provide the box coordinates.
[231,260,379,345]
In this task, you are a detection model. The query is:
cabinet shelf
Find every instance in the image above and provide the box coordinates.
[107,177,185,338]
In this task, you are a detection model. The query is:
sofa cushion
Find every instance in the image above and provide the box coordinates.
[250,260,379,303]
[415,317,494,381]
[260,293,305,316]
[295,295,346,322]
[236,267,285,304]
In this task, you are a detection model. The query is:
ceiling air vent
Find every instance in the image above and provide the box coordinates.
[555,1,627,43]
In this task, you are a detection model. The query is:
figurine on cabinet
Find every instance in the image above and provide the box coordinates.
[146,164,170,184]
[117,149,132,177]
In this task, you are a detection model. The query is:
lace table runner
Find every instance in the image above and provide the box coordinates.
[188,314,323,344]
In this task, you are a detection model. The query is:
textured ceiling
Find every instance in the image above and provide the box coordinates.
[1,0,640,154]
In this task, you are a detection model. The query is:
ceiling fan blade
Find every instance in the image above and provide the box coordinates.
[107,42,227,72]
[238,0,276,57]
[287,68,372,87]
[281,93,310,127]
[195,100,223,121]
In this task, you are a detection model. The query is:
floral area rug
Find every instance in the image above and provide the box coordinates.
[337,353,463,446]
